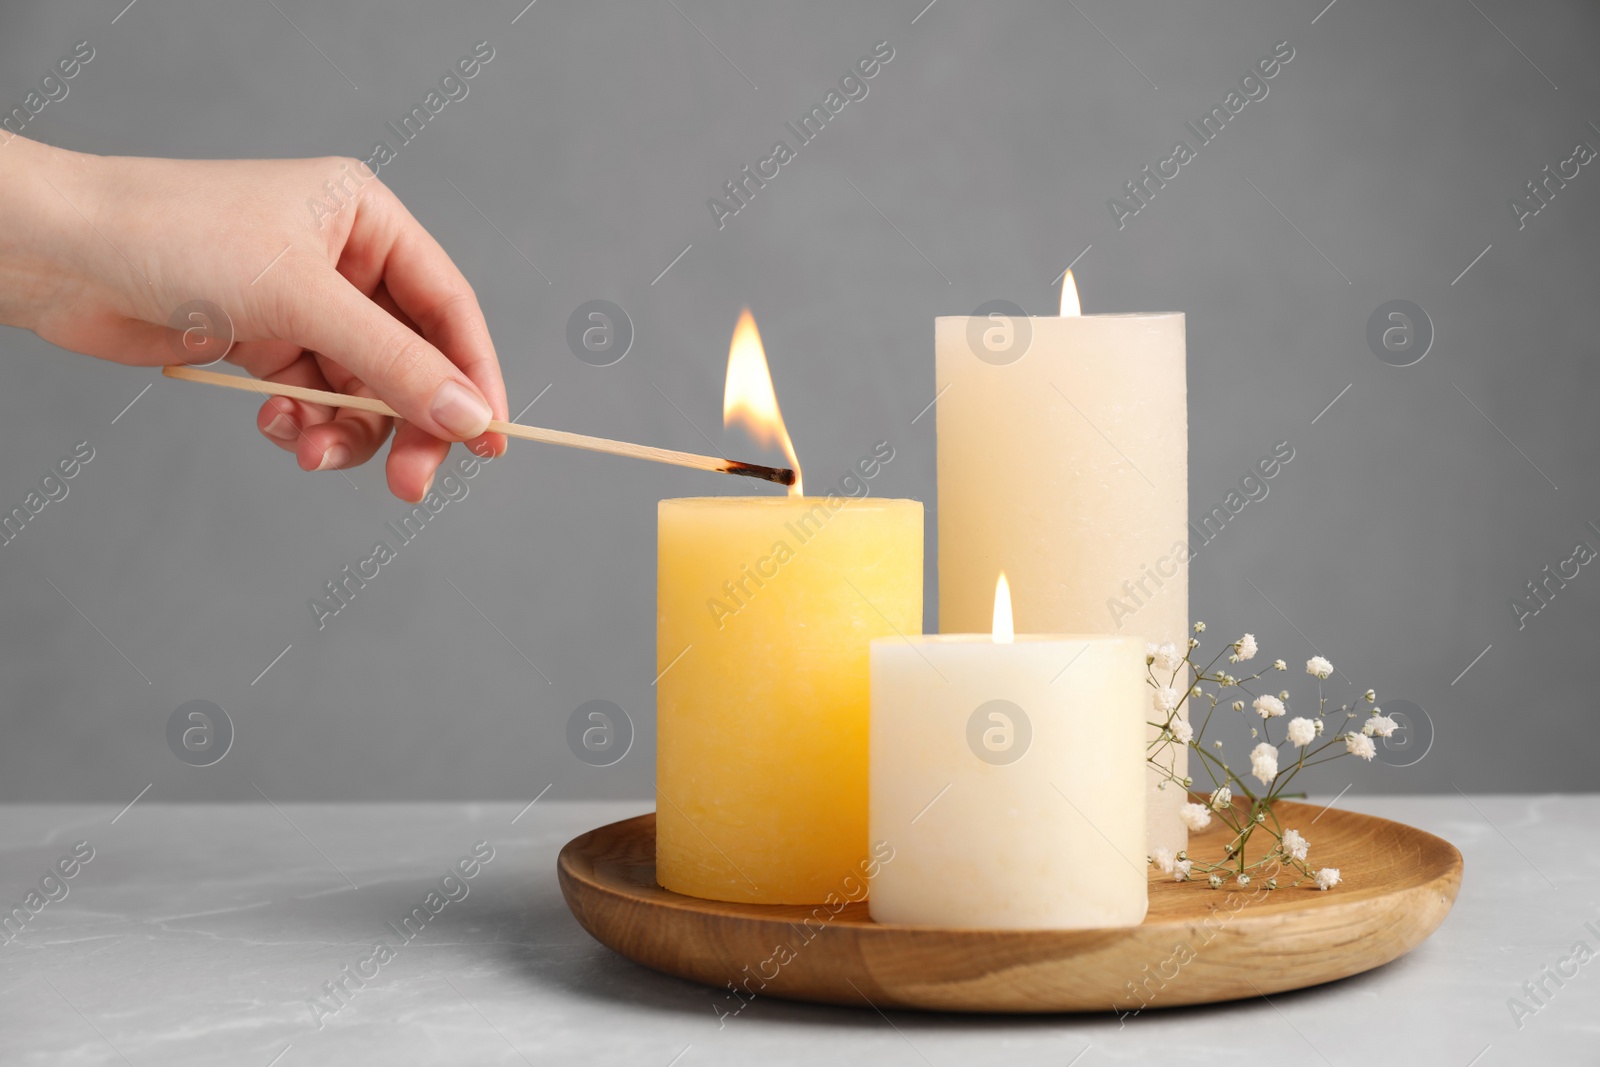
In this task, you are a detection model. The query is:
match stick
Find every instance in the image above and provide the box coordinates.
[161,365,796,487]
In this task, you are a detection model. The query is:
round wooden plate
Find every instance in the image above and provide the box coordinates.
[557,801,1463,1012]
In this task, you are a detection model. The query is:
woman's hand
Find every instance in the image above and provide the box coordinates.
[0,134,508,502]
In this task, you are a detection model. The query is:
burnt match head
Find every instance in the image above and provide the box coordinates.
[723,460,797,487]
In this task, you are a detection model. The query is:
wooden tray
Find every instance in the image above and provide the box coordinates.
[557,800,1462,1012]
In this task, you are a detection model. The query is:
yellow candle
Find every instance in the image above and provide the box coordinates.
[656,307,923,905]
[657,496,923,904]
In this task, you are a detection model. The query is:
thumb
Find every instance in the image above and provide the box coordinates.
[267,265,493,441]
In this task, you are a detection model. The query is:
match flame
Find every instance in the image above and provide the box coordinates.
[724,308,802,496]
[992,572,1014,644]
[1060,268,1081,317]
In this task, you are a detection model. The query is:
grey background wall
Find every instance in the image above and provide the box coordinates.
[1,0,1595,802]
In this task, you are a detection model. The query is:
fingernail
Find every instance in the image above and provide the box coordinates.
[316,445,351,471]
[430,380,492,439]
[263,412,298,442]
[416,473,435,503]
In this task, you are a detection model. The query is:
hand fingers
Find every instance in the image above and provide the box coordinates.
[240,347,391,471]
[242,348,337,460]
[339,185,509,458]
[337,285,450,491]
[385,418,451,503]
[255,394,311,454]
[225,339,315,453]
[308,349,399,470]
[263,261,495,444]
[296,372,394,472]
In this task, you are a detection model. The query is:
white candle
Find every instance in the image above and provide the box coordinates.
[934,274,1189,855]
[868,575,1147,929]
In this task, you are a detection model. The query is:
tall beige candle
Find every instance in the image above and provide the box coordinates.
[935,281,1188,855]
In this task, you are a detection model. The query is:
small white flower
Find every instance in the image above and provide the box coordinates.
[1231,700,1245,712]
[1306,656,1334,679]
[1152,642,1183,672]
[1208,873,1223,889]
[1179,803,1212,831]
[1364,689,1377,703]
[1273,659,1287,671]
[1145,641,1158,661]
[1344,732,1376,760]
[1210,786,1232,810]
[1286,717,1316,747]
[1234,633,1258,661]
[1315,718,1325,736]
[1236,873,1250,887]
[1152,686,1181,713]
[1282,829,1309,861]
[1151,846,1175,874]
[1250,742,1279,785]
[1193,621,1206,633]
[1364,714,1397,738]
[1252,695,1286,719]
[1173,859,1193,882]
[1315,867,1341,891]
[1171,717,1194,744]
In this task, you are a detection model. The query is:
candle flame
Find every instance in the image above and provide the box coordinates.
[992,572,1014,644]
[723,308,802,496]
[1059,268,1081,317]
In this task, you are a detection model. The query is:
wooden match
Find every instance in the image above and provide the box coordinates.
[161,365,796,487]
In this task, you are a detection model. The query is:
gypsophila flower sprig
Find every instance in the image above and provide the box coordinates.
[1144,624,1381,891]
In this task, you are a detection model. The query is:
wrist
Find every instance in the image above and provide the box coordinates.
[0,135,99,332]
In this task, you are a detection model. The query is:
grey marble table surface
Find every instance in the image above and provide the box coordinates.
[0,795,1594,1066]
